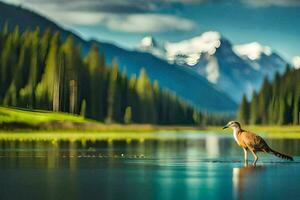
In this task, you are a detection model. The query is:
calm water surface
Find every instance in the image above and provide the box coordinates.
[0,132,300,200]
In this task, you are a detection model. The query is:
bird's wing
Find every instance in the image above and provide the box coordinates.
[241,131,269,150]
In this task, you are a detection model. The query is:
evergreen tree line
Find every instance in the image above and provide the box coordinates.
[237,67,300,125]
[0,25,228,125]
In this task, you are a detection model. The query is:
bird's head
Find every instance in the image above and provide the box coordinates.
[222,121,241,130]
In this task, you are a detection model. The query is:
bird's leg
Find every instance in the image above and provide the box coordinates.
[250,149,258,167]
[243,148,248,166]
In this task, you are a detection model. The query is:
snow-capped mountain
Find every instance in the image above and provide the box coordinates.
[233,42,286,77]
[138,32,287,102]
[140,31,221,66]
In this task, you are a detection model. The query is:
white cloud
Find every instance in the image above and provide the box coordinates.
[242,0,300,7]
[233,42,272,61]
[292,56,300,69]
[53,12,108,26]
[104,14,196,33]
[35,9,196,33]
[1,0,21,5]
[4,0,300,9]
[1,0,197,33]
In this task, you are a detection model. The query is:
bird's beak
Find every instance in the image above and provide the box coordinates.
[222,125,228,130]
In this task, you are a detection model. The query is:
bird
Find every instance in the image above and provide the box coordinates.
[223,121,293,166]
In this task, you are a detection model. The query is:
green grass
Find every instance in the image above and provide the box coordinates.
[0,106,93,125]
[1,106,300,140]
[0,106,199,132]
[1,126,300,142]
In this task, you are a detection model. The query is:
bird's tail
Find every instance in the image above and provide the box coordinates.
[269,148,294,161]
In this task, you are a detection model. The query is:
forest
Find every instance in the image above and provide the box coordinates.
[238,66,300,125]
[0,25,228,125]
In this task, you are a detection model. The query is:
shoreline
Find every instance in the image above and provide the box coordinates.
[1,125,300,141]
[0,121,202,132]
[0,106,203,133]
[2,107,300,140]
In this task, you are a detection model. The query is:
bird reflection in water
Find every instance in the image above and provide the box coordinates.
[232,166,266,200]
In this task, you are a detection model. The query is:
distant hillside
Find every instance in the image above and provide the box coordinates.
[0,1,236,112]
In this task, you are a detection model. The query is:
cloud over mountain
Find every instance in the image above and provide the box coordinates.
[5,0,300,10]
[242,0,300,7]
[1,0,299,59]
[1,0,197,33]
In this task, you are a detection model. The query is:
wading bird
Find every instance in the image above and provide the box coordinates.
[223,121,293,166]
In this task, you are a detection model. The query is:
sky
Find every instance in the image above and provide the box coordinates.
[2,0,300,61]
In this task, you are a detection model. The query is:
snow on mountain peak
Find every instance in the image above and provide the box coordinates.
[137,33,286,102]
[205,57,220,84]
[138,31,222,66]
[292,56,300,69]
[140,36,156,48]
[165,31,221,66]
[139,36,166,59]
[233,42,272,60]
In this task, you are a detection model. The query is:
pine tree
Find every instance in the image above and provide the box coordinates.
[106,60,119,123]
[293,86,300,125]
[278,97,287,125]
[19,28,40,108]
[58,36,81,113]
[35,32,60,110]
[258,78,271,124]
[127,75,138,123]
[124,106,132,124]
[3,31,28,106]
[237,94,249,125]
[1,30,18,103]
[249,91,259,124]
[136,68,156,123]
[85,44,104,119]
[80,99,87,118]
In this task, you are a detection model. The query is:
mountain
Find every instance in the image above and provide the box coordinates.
[139,32,287,102]
[233,42,286,78]
[0,1,237,112]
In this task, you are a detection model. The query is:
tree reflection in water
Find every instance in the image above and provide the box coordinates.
[232,166,266,200]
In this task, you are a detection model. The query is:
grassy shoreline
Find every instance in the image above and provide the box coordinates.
[0,106,201,133]
[1,126,300,141]
[1,107,300,140]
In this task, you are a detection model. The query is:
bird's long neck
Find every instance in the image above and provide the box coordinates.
[233,127,242,133]
[232,127,242,144]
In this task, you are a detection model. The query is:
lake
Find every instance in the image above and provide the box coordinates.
[0,131,299,200]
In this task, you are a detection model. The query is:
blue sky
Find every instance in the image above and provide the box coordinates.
[2,0,300,60]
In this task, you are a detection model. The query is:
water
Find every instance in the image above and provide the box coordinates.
[0,132,300,200]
